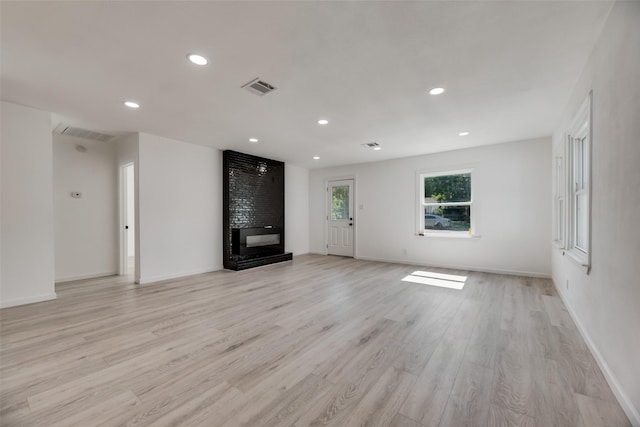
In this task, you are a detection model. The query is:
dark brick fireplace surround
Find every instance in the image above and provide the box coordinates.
[223,150,292,270]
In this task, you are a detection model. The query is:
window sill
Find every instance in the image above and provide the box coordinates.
[565,248,590,273]
[416,232,481,240]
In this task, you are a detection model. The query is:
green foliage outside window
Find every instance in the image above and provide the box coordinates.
[424,173,471,223]
[331,186,349,220]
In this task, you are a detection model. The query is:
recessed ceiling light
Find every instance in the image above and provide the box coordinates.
[123,101,139,109]
[459,131,470,136]
[187,53,208,65]
[373,146,382,151]
[317,119,329,125]
[429,87,445,95]
[313,156,320,160]
[249,138,259,143]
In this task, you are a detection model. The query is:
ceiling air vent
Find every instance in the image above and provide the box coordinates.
[242,78,277,96]
[361,142,381,149]
[53,123,115,142]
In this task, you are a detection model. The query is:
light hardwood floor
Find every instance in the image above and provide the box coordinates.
[0,255,630,426]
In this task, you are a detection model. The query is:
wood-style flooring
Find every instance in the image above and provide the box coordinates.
[0,255,630,426]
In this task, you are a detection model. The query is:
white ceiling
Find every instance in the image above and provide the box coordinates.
[1,1,612,168]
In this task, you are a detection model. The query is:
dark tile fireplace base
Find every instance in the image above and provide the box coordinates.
[227,252,293,271]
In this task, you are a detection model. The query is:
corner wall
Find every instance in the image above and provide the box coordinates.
[285,164,310,256]
[1,102,56,307]
[137,133,222,283]
[310,137,551,277]
[551,2,640,424]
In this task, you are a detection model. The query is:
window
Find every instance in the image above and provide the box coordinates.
[566,92,591,268]
[553,154,565,248]
[331,185,349,220]
[418,170,472,236]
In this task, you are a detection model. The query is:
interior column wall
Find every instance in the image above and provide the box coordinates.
[285,164,310,256]
[137,133,222,283]
[0,101,55,308]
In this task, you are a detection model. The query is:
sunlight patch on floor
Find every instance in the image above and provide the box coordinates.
[401,270,467,290]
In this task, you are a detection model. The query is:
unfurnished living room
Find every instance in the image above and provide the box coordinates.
[1,1,639,426]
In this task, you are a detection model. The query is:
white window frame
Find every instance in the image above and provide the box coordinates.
[553,148,566,248]
[566,92,592,270]
[417,169,474,238]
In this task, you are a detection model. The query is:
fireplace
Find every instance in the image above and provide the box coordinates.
[232,227,284,258]
[223,150,292,270]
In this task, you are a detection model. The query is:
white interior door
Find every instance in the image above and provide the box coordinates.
[120,163,135,276]
[327,179,354,257]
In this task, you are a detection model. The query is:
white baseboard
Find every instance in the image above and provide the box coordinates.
[309,250,328,256]
[0,292,57,309]
[353,255,551,279]
[552,279,640,427]
[291,252,311,257]
[139,266,222,284]
[55,271,117,283]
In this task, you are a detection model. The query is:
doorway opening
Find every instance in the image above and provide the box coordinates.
[120,163,135,277]
[327,178,355,257]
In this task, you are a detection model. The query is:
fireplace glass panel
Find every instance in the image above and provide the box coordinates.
[246,233,280,247]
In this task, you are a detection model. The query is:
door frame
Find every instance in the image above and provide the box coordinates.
[325,175,357,257]
[119,162,135,277]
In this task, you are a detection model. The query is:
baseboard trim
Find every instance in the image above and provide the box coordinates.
[0,292,57,309]
[291,252,311,257]
[55,271,117,283]
[309,250,328,256]
[138,266,222,284]
[353,255,551,279]
[551,279,640,427]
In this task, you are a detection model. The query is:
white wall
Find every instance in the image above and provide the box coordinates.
[551,2,640,424]
[116,133,139,166]
[310,137,551,277]
[285,164,310,256]
[137,133,222,283]
[53,134,118,282]
[0,102,56,307]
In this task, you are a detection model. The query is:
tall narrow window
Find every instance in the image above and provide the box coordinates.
[418,170,473,236]
[567,92,591,268]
